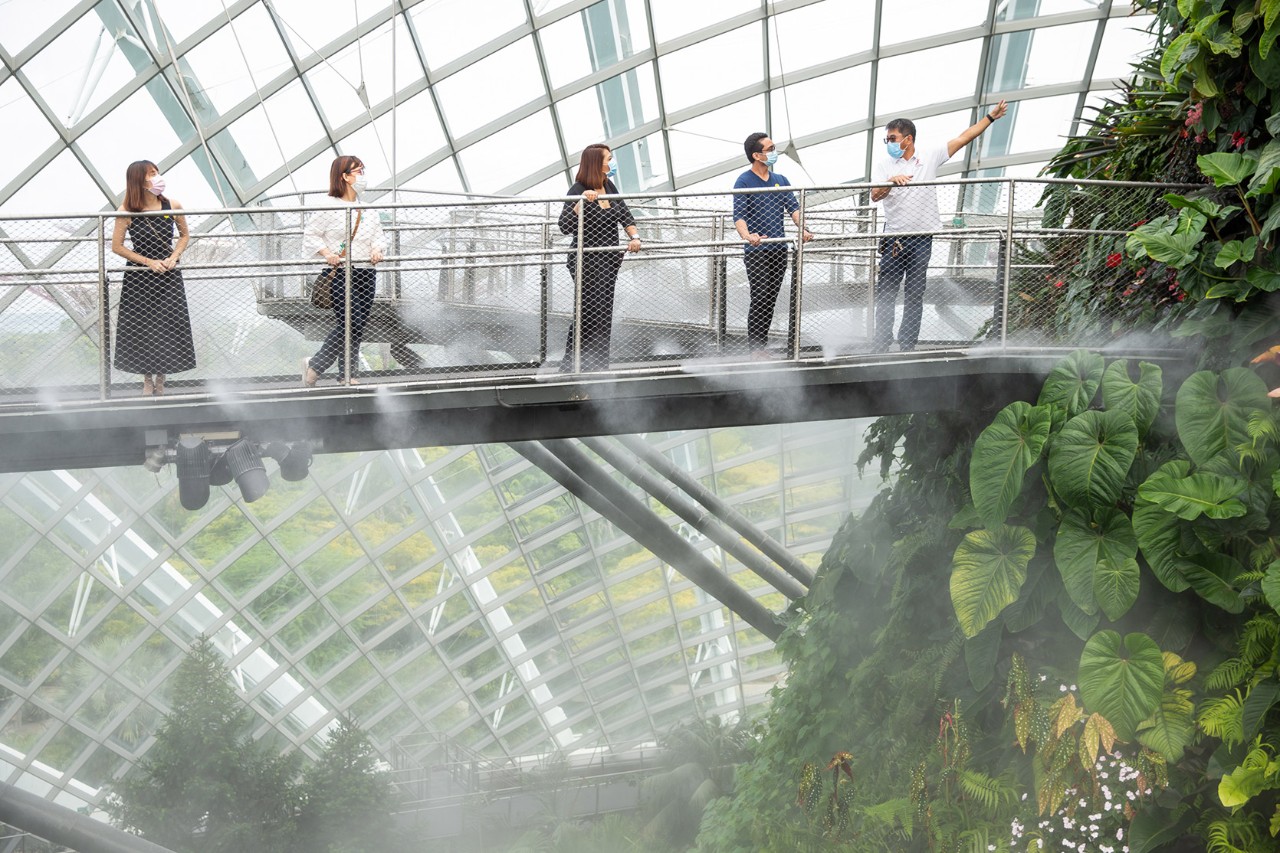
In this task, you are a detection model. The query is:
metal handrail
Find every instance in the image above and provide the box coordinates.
[0,176,1190,404]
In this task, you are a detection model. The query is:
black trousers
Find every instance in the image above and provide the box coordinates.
[562,252,623,371]
[310,267,376,376]
[743,247,789,350]
[874,235,932,351]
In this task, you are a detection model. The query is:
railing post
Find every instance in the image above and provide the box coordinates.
[707,215,719,352]
[867,202,878,345]
[540,209,551,366]
[98,214,110,401]
[1001,179,1015,351]
[343,206,353,386]
[790,188,806,360]
[573,194,585,373]
[717,216,728,353]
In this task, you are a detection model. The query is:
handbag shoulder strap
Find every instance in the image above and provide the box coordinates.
[337,208,363,258]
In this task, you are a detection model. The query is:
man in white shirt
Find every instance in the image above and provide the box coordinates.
[871,101,1007,351]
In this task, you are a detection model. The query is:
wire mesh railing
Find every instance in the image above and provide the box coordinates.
[0,177,1190,404]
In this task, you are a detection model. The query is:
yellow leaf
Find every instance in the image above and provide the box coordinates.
[1162,651,1197,685]
[1052,694,1082,740]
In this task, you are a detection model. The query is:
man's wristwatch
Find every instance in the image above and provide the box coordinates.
[987,112,999,122]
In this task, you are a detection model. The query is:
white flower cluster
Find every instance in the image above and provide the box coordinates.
[1006,686,1149,853]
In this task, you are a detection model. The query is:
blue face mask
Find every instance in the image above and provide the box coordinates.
[606,161,617,180]
[762,150,778,167]
[887,141,904,159]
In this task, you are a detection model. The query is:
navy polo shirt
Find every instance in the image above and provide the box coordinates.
[733,169,799,252]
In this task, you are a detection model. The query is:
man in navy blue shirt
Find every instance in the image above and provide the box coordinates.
[733,133,813,355]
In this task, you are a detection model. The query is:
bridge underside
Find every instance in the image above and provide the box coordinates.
[0,349,1183,475]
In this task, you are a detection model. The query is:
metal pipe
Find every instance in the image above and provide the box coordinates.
[614,434,815,587]
[579,436,807,600]
[0,781,177,853]
[574,194,584,373]
[98,214,109,402]
[791,188,806,361]
[1002,179,1016,350]
[519,440,782,641]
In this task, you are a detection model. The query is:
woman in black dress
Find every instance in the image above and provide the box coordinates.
[111,160,195,396]
[557,144,642,371]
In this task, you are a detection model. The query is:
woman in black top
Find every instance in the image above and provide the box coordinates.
[557,143,641,371]
[111,160,195,396]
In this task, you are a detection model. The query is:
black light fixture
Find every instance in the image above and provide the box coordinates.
[151,433,317,510]
[265,441,313,482]
[175,437,212,510]
[223,438,268,502]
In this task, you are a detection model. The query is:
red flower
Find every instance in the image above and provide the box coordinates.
[1232,131,1247,150]
[1177,291,1186,301]
[1132,220,1147,228]
[1122,289,1133,297]
[1137,267,1146,276]
[1106,253,1123,268]
[1054,280,1065,289]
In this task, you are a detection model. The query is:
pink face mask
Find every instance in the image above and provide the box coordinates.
[147,174,166,196]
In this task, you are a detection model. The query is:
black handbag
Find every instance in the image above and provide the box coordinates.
[309,209,362,309]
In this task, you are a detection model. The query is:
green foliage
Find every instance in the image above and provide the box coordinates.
[1077,631,1165,741]
[104,637,404,853]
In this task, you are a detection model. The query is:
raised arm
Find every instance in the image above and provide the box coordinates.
[946,99,1008,159]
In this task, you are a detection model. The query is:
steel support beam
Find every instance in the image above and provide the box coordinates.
[513,440,783,641]
[0,782,176,853]
[578,435,808,599]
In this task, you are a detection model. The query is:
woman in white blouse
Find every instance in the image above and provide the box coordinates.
[302,155,387,386]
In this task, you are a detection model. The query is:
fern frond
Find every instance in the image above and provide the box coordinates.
[958,769,1016,813]
[1199,691,1246,746]
[1205,815,1263,853]
[860,797,916,838]
[1208,659,1253,692]
[1241,615,1280,665]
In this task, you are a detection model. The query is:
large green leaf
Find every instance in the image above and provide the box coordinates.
[970,402,1052,528]
[965,619,1003,693]
[1136,470,1248,520]
[1078,631,1165,741]
[1248,141,1280,195]
[1133,497,1193,593]
[1175,369,1271,465]
[1054,509,1139,618]
[1127,223,1202,266]
[1242,682,1280,742]
[1182,553,1245,613]
[951,525,1036,639]
[1218,747,1277,808]
[1047,410,1139,510]
[1059,595,1101,641]
[1198,151,1258,186]
[1137,687,1197,763]
[1037,350,1104,418]
[1262,561,1280,613]
[1101,361,1163,437]
[1214,237,1259,268]
[1095,557,1142,622]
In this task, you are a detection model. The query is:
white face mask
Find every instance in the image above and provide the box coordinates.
[147,174,166,196]
[352,174,368,194]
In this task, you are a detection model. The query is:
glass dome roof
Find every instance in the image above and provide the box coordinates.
[0,0,1155,215]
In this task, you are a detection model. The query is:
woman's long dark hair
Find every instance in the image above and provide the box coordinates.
[573,144,611,191]
[123,160,161,212]
[328,155,363,198]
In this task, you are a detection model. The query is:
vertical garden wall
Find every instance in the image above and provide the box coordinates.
[694,1,1280,850]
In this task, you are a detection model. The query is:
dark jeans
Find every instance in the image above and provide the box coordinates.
[562,252,622,371]
[874,235,932,351]
[310,267,376,376]
[743,247,789,350]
